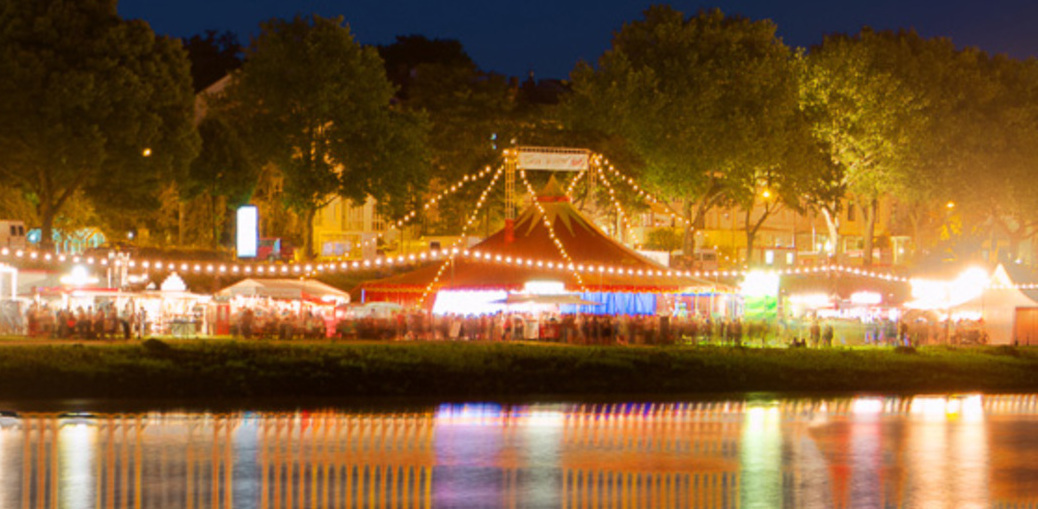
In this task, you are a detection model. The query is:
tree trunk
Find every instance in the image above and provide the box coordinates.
[303,207,316,260]
[210,194,221,250]
[820,207,841,263]
[744,207,756,267]
[38,200,55,251]
[745,205,777,268]
[863,198,878,267]
[178,201,186,246]
[908,206,921,258]
[681,200,696,268]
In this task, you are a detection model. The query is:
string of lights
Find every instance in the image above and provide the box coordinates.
[517,169,586,290]
[22,244,1034,290]
[591,160,634,240]
[5,146,1033,293]
[417,165,505,306]
[597,156,692,230]
[564,167,588,196]
[360,164,498,252]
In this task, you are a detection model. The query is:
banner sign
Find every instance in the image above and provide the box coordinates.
[517,150,588,171]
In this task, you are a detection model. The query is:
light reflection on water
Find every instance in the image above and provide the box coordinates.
[0,395,1036,508]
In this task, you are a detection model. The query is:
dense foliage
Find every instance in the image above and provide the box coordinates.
[219,15,430,258]
[0,0,199,249]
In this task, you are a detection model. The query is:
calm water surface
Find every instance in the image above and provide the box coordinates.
[0,394,1036,508]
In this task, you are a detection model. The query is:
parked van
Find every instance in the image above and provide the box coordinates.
[257,237,296,262]
[692,248,719,271]
[0,220,26,249]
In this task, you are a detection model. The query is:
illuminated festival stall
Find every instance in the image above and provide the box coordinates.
[919,264,1038,345]
[359,178,730,315]
[215,278,351,337]
[782,270,908,321]
[136,272,212,337]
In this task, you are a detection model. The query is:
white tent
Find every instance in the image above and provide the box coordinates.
[217,278,350,303]
[951,264,1038,345]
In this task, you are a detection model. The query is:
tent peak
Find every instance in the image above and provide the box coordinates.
[537,176,569,202]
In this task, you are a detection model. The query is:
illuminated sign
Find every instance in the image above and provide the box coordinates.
[60,265,98,287]
[850,291,882,305]
[517,148,588,171]
[523,280,565,295]
[236,205,258,258]
[740,270,779,297]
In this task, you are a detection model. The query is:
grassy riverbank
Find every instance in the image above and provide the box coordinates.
[0,339,1034,401]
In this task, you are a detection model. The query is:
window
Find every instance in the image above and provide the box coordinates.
[847,205,856,222]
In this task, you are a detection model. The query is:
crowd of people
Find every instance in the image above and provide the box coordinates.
[226,308,796,346]
[232,307,329,340]
[13,299,991,347]
[23,301,148,340]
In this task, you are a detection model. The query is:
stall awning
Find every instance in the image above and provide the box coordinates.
[217,278,350,303]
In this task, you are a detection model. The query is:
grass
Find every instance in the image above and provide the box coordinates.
[0,338,1034,401]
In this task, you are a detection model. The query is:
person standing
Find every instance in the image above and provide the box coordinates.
[119,304,132,339]
[136,308,148,339]
[823,322,834,347]
[809,319,821,348]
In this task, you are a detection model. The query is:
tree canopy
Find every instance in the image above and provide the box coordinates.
[0,0,200,248]
[221,15,429,259]
[564,6,800,265]
[182,115,257,248]
[379,35,515,234]
[183,30,242,93]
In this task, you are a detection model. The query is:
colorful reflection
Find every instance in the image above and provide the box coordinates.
[0,395,1034,507]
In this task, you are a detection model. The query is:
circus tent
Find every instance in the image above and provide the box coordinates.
[358,177,731,314]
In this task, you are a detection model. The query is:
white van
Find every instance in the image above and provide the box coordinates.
[0,220,27,249]
[693,248,719,271]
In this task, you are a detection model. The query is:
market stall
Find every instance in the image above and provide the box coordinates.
[942,264,1038,345]
[216,278,350,338]
[135,273,211,337]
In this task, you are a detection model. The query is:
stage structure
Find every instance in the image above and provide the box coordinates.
[503,147,590,242]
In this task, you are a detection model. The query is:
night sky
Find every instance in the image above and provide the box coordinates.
[118,0,1038,79]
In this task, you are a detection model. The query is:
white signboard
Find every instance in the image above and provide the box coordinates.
[517,150,588,171]
[236,205,258,258]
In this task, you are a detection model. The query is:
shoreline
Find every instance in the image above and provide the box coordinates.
[0,339,1034,403]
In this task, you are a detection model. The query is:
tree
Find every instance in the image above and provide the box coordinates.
[379,35,514,234]
[379,35,474,100]
[183,30,242,92]
[564,6,798,265]
[645,227,683,253]
[221,15,429,259]
[727,112,827,266]
[802,29,965,266]
[0,0,200,250]
[183,115,258,248]
[938,55,1038,263]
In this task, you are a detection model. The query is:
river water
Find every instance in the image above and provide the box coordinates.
[0,394,1036,508]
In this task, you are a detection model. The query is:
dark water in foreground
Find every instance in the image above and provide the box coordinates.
[1,394,1036,508]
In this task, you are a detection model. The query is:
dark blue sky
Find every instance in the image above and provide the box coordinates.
[118,0,1038,79]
